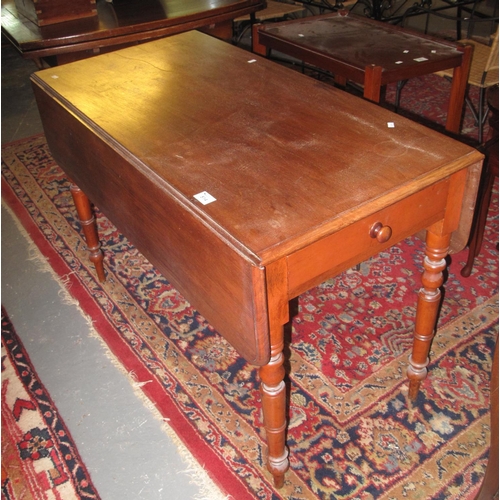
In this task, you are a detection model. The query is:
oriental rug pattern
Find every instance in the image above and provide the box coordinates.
[1,133,498,500]
[1,306,100,500]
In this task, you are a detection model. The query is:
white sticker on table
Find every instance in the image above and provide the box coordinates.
[194,191,217,205]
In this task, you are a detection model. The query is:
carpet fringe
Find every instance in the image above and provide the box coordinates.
[1,200,228,500]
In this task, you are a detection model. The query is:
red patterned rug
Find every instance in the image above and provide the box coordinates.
[1,306,100,499]
[1,131,498,499]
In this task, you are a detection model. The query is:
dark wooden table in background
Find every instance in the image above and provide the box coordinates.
[31,31,483,487]
[1,0,265,65]
[254,11,472,135]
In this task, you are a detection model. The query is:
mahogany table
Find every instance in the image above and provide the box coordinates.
[1,0,265,65]
[31,31,483,487]
[254,11,472,135]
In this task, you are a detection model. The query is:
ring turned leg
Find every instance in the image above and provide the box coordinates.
[69,183,106,283]
[259,323,289,488]
[407,231,450,400]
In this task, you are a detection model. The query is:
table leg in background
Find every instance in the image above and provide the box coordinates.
[364,64,383,103]
[252,24,268,56]
[445,44,472,134]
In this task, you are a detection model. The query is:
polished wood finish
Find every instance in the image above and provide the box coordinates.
[69,182,106,283]
[2,0,264,64]
[14,0,97,26]
[408,228,451,398]
[31,31,484,486]
[254,11,472,134]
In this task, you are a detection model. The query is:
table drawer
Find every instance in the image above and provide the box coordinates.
[287,179,450,297]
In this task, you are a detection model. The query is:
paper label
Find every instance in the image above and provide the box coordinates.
[194,191,216,205]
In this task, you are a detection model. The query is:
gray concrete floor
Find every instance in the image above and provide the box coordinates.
[1,41,226,500]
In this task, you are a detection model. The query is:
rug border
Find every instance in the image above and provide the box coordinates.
[1,305,101,499]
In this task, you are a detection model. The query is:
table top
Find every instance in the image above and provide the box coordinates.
[257,11,465,80]
[1,0,264,55]
[31,30,480,265]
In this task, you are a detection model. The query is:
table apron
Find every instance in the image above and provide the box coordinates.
[287,179,450,298]
[379,56,464,86]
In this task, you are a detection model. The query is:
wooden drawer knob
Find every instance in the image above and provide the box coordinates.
[369,222,392,243]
